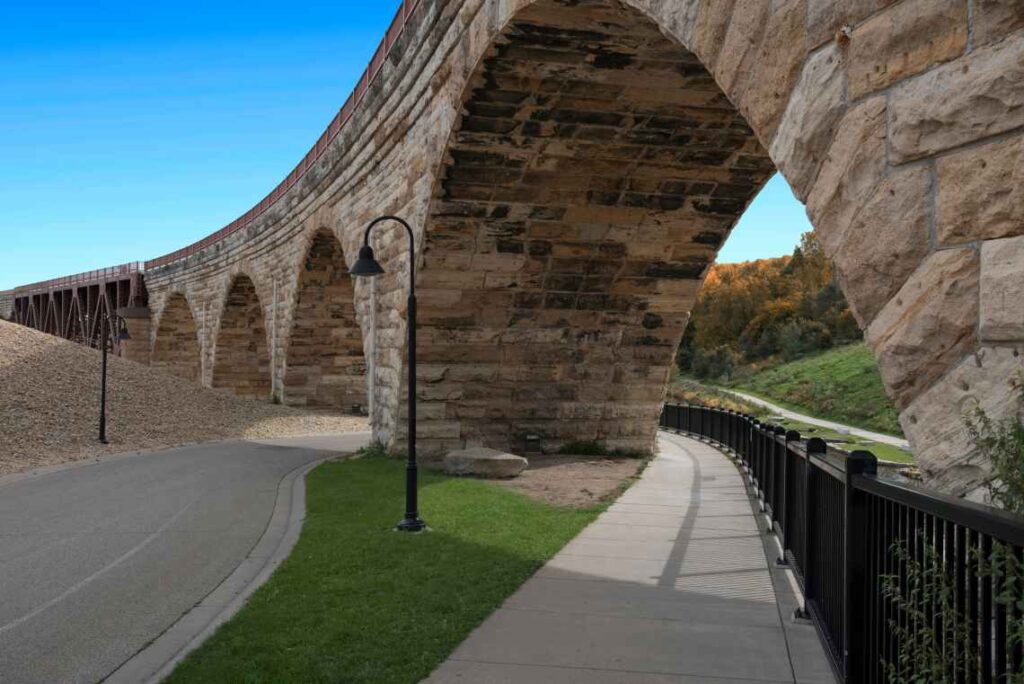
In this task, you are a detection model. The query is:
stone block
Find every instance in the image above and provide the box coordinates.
[832,164,932,327]
[901,346,1024,497]
[770,44,845,200]
[973,0,1024,48]
[691,0,736,68]
[980,235,1024,342]
[732,0,807,141]
[867,248,980,409]
[714,3,771,96]
[936,134,1024,245]
[443,447,528,478]
[416,420,463,440]
[847,0,966,99]
[890,37,1024,163]
[806,97,887,254]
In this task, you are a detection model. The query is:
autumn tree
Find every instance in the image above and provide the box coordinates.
[678,232,861,379]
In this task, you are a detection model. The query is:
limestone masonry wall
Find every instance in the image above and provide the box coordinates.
[130,0,1024,497]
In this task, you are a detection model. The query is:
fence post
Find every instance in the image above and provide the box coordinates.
[799,437,827,620]
[843,449,877,682]
[777,429,800,564]
[771,426,786,520]
[750,420,760,486]
[760,423,772,503]
[745,415,753,466]
[728,410,735,452]
[755,423,768,510]
[753,419,761,489]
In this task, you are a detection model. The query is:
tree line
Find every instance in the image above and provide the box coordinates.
[678,232,861,379]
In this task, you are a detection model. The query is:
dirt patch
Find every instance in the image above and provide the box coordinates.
[491,454,646,507]
[0,320,367,477]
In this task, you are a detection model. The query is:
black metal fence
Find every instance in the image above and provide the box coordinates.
[660,403,1024,684]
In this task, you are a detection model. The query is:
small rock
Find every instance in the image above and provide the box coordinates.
[443,447,528,479]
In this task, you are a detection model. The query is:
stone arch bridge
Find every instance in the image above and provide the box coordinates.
[7,0,1024,495]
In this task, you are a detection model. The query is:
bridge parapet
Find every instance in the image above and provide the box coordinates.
[13,262,143,297]
[10,262,147,356]
[144,0,425,272]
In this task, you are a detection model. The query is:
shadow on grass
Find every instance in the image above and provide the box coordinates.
[164,457,600,684]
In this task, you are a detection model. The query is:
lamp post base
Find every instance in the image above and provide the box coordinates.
[395,517,427,533]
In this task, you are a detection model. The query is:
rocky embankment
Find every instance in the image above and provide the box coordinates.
[0,320,367,476]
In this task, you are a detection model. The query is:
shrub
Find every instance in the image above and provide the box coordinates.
[883,381,1024,683]
[964,377,1024,515]
[778,318,832,361]
[690,345,741,381]
[355,441,390,459]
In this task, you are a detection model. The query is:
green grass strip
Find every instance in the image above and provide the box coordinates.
[166,456,600,684]
[726,343,904,438]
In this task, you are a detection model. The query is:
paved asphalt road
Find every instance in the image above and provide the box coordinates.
[721,388,911,449]
[0,433,368,684]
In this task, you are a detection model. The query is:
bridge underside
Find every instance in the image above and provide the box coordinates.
[212,275,271,399]
[152,293,201,381]
[413,0,774,455]
[283,230,367,411]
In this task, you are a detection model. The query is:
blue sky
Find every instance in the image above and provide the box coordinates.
[0,1,810,291]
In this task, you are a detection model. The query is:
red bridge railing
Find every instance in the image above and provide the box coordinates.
[144,0,423,270]
[13,262,143,296]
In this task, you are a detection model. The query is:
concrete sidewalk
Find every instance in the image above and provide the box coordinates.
[424,432,836,683]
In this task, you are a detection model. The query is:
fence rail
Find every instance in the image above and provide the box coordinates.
[12,262,143,296]
[660,403,1024,683]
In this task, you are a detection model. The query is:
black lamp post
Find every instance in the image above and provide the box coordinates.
[350,215,426,533]
[99,313,131,444]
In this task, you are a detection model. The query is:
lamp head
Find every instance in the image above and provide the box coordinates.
[350,244,385,278]
[115,315,131,342]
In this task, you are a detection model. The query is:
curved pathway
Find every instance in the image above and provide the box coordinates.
[0,433,368,684]
[425,432,835,683]
[720,388,910,450]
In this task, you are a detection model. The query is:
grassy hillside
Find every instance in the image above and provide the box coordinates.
[726,343,903,437]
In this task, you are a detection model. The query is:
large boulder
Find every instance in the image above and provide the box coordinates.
[443,447,528,479]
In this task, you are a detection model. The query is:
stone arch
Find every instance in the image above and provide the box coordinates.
[152,292,201,381]
[212,274,271,399]
[406,0,1018,497]
[413,0,775,457]
[282,228,367,411]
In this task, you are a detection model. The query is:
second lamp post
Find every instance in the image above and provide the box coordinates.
[99,312,131,444]
[350,215,426,533]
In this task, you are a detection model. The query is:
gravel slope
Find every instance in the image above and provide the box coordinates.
[0,320,368,476]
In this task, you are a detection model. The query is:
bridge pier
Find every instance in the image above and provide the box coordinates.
[117,307,151,365]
